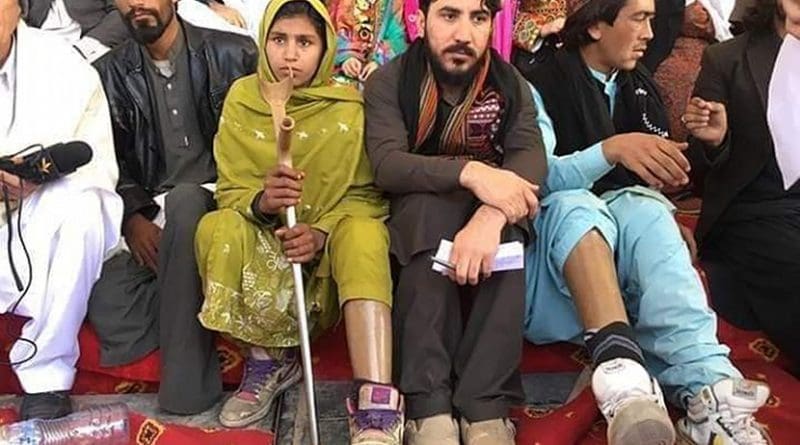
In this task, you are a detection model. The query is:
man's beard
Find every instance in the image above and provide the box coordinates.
[123,7,172,45]
[424,40,486,87]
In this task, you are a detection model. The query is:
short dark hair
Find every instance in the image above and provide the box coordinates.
[418,0,502,18]
[562,0,628,49]
[742,0,780,32]
[271,0,327,44]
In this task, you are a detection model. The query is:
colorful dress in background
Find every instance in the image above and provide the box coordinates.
[327,0,408,84]
[403,0,420,41]
[653,1,717,142]
[493,0,519,61]
[512,0,565,55]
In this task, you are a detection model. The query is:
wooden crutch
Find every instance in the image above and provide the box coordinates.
[260,72,321,445]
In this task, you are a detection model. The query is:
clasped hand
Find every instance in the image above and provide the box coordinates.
[444,162,538,286]
[459,161,540,225]
[603,133,691,190]
[260,165,325,263]
[341,57,380,82]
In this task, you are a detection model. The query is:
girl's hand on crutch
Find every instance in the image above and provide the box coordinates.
[259,165,304,215]
[276,224,326,263]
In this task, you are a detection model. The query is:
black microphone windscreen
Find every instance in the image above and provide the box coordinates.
[49,141,93,174]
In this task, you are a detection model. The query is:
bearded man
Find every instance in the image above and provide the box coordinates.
[89,0,256,414]
[364,0,547,442]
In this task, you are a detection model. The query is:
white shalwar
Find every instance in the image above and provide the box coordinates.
[0,22,123,394]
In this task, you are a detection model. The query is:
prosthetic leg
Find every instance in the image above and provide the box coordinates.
[344,300,392,382]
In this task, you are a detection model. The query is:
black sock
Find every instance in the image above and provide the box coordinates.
[584,321,645,368]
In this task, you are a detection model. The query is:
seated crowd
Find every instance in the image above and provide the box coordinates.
[0,0,798,444]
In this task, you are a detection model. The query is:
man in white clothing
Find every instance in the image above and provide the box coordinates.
[19,0,129,62]
[0,0,123,420]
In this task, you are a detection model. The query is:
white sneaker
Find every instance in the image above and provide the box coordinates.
[677,378,772,445]
[592,358,675,445]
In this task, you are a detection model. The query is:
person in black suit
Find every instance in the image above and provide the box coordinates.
[20,0,128,60]
[684,0,800,375]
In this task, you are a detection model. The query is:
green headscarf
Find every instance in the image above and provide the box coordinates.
[232,0,363,120]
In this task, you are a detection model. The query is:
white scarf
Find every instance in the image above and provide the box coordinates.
[686,0,735,42]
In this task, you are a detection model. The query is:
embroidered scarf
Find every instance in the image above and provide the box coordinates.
[527,48,671,193]
[399,39,521,164]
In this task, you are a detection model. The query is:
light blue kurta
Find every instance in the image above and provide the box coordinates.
[524,69,740,407]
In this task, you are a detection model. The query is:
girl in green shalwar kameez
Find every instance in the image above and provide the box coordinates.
[194,0,402,441]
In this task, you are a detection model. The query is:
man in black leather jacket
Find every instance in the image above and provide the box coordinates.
[89,0,256,415]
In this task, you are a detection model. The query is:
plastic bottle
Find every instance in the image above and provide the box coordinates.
[0,403,129,444]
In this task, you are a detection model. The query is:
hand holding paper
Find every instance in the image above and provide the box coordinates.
[431,239,525,274]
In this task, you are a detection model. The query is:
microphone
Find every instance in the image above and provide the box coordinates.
[0,141,93,184]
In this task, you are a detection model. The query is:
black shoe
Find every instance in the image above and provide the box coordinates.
[20,391,73,420]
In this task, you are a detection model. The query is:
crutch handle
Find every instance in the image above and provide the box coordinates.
[277,117,296,168]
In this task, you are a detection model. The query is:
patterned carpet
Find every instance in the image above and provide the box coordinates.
[1,218,799,444]
[2,319,799,444]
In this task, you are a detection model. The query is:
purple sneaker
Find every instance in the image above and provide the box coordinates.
[346,383,404,445]
[219,353,302,428]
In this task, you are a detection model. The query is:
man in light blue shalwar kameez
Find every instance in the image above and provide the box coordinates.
[519,1,773,445]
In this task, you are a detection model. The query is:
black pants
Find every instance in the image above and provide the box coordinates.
[702,211,800,376]
[89,184,221,414]
[393,229,526,422]
[705,258,800,376]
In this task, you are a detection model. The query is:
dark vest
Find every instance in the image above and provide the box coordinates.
[525,49,670,194]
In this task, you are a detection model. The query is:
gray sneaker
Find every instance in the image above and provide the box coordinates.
[460,418,516,445]
[404,414,459,445]
[219,352,302,428]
